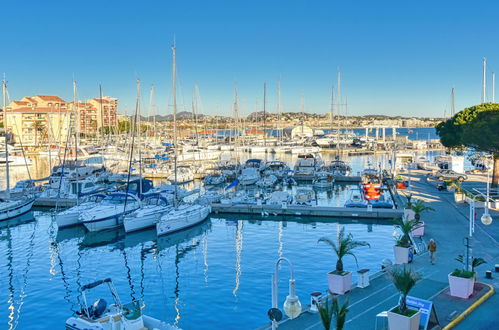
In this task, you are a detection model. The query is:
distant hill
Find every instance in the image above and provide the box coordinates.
[143,111,205,121]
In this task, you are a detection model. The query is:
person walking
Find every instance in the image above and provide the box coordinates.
[428,239,437,265]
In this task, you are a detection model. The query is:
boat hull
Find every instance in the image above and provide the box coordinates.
[156,206,210,236]
[0,198,35,221]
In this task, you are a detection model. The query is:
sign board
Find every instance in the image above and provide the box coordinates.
[406,296,439,330]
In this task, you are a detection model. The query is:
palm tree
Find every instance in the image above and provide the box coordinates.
[387,265,421,315]
[318,227,370,273]
[332,297,349,330]
[32,120,45,145]
[409,200,434,220]
[392,217,422,247]
[318,297,334,330]
[403,193,414,208]
[455,255,487,273]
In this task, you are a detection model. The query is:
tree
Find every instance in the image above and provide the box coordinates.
[318,227,370,274]
[387,265,421,316]
[436,103,499,187]
[32,120,45,145]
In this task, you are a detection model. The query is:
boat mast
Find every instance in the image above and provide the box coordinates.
[172,41,178,207]
[137,79,143,196]
[482,57,486,103]
[150,85,156,142]
[451,88,455,117]
[277,80,282,143]
[99,84,104,141]
[2,78,10,194]
[263,82,267,148]
[329,84,334,132]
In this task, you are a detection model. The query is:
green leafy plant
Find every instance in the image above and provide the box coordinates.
[450,269,474,278]
[451,180,464,193]
[318,227,370,274]
[317,296,350,330]
[318,297,333,330]
[387,265,421,316]
[409,200,435,220]
[455,255,487,273]
[392,218,422,247]
[403,193,413,208]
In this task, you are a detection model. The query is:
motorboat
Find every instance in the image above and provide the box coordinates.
[257,174,278,188]
[312,172,334,189]
[293,153,324,180]
[238,167,260,186]
[266,191,293,205]
[327,158,352,176]
[123,193,172,233]
[202,173,226,186]
[66,278,177,330]
[220,191,257,204]
[344,188,368,208]
[218,160,240,180]
[156,204,211,236]
[80,192,141,232]
[55,193,107,228]
[244,158,265,170]
[0,153,32,166]
[263,160,289,178]
[294,187,315,205]
[168,165,194,184]
[290,146,321,154]
[369,190,394,209]
[195,191,223,205]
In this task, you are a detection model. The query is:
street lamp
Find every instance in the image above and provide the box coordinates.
[269,257,302,330]
[481,168,493,225]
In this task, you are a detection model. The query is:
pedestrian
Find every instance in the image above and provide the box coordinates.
[428,239,437,265]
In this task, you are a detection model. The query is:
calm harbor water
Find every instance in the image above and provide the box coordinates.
[1,211,395,329]
[0,129,444,329]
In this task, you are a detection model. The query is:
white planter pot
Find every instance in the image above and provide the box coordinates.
[387,308,421,330]
[454,193,465,204]
[327,271,352,295]
[393,246,410,264]
[403,209,416,221]
[411,222,425,237]
[448,273,475,299]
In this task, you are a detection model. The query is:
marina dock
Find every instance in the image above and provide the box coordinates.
[211,203,403,219]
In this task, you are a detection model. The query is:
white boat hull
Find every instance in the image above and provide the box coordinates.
[0,198,35,221]
[124,207,172,233]
[156,205,210,236]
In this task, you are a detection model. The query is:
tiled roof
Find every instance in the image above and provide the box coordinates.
[34,95,66,102]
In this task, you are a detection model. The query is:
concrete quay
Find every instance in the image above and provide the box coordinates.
[211,203,403,219]
[257,171,499,329]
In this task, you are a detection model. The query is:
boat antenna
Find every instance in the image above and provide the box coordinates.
[172,40,178,208]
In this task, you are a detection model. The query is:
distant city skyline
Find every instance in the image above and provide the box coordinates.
[1,0,498,118]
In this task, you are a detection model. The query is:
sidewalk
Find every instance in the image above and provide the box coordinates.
[258,171,499,329]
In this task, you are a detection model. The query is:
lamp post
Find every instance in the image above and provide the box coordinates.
[269,257,302,330]
[481,169,493,225]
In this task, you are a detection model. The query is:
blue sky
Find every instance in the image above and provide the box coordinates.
[1,0,498,117]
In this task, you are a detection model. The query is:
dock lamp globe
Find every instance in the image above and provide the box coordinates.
[283,278,302,318]
[481,212,492,225]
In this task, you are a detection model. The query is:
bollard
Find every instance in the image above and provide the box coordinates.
[310,292,322,312]
[485,270,492,279]
[495,264,499,272]
[357,269,370,288]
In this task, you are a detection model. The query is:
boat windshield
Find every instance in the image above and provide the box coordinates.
[102,194,133,205]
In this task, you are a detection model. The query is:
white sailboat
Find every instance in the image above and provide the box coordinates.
[55,193,107,228]
[124,193,172,233]
[156,42,210,237]
[0,79,35,221]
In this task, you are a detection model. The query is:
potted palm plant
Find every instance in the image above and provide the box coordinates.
[318,296,349,330]
[452,181,465,203]
[318,227,370,294]
[386,265,422,330]
[448,255,487,298]
[409,200,434,237]
[392,218,421,264]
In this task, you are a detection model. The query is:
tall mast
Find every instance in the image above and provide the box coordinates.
[150,85,156,141]
[263,82,267,148]
[99,84,104,141]
[172,41,178,206]
[300,92,305,134]
[233,85,240,146]
[482,57,487,103]
[337,70,341,134]
[137,79,143,195]
[329,85,334,132]
[73,81,78,161]
[192,84,199,146]
[451,88,455,117]
[277,80,282,143]
[492,72,496,103]
[2,78,10,194]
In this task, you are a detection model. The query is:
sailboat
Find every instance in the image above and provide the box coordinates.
[0,79,35,221]
[156,42,211,237]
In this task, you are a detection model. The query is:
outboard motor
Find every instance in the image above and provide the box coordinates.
[91,298,107,319]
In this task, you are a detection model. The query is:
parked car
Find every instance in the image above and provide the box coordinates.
[435,169,468,181]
